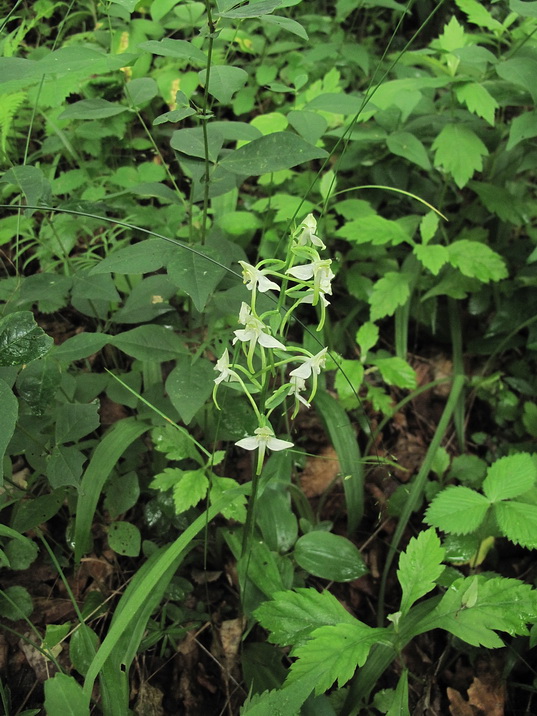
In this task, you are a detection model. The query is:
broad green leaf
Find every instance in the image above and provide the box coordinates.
[387,670,410,716]
[199,66,248,104]
[523,402,537,437]
[369,272,411,321]
[471,182,523,224]
[70,625,99,676]
[254,587,357,647]
[60,99,129,120]
[20,273,72,313]
[138,39,207,63]
[173,469,209,513]
[109,0,138,10]
[0,165,50,215]
[218,0,282,17]
[0,312,53,366]
[372,357,417,389]
[447,240,507,283]
[432,124,488,188]
[422,576,537,647]
[261,15,308,40]
[238,540,286,598]
[336,215,410,246]
[171,126,224,161]
[44,673,90,716]
[107,521,141,557]
[111,325,187,361]
[53,333,109,362]
[510,0,537,16]
[166,355,215,424]
[125,77,158,107]
[334,359,364,410]
[167,244,228,312]
[454,0,504,31]
[0,585,33,620]
[494,501,537,548]
[397,528,445,615]
[356,322,379,360]
[220,132,328,176]
[4,537,38,570]
[455,82,498,126]
[305,92,363,115]
[386,131,431,170]
[506,111,537,151]
[90,239,177,274]
[413,244,448,275]
[0,379,18,484]
[424,486,490,535]
[240,674,319,716]
[293,532,368,582]
[482,453,537,502]
[256,486,298,553]
[12,490,66,533]
[55,402,100,444]
[47,446,86,489]
[287,622,388,694]
[287,110,327,144]
[104,471,140,519]
[210,476,247,522]
[497,58,537,104]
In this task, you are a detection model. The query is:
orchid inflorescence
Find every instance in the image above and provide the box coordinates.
[213,214,333,474]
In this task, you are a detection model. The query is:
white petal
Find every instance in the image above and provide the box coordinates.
[257,274,280,293]
[235,436,259,450]
[267,437,294,451]
[258,333,286,350]
[289,363,312,379]
[233,328,252,343]
[287,264,314,280]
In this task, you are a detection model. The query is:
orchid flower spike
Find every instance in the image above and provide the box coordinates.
[294,214,325,249]
[238,261,280,294]
[235,423,293,474]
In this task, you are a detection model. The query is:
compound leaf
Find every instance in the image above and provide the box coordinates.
[424,486,490,534]
[398,528,445,615]
[447,240,507,283]
[483,453,537,502]
[432,124,488,188]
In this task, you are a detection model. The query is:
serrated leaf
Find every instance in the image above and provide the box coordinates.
[447,240,507,283]
[0,311,53,366]
[199,66,248,104]
[413,244,449,275]
[454,0,504,31]
[420,212,439,244]
[432,124,488,189]
[167,244,227,312]
[455,82,498,126]
[398,528,445,615]
[287,622,388,694]
[173,469,208,513]
[482,453,537,502]
[494,501,537,548]
[293,532,368,582]
[424,486,490,534]
[220,132,328,176]
[254,587,357,647]
[111,325,187,361]
[151,424,202,463]
[59,99,128,120]
[369,272,411,321]
[423,575,537,647]
[372,357,417,389]
[336,215,409,246]
[471,182,523,224]
[386,131,431,170]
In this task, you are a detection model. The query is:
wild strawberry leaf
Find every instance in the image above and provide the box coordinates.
[398,528,445,615]
[482,453,537,502]
[494,501,537,549]
[424,486,490,534]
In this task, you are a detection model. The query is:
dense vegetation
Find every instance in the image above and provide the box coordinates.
[1,0,537,713]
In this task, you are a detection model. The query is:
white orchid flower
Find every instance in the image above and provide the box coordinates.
[238,261,280,293]
[287,375,311,410]
[213,349,236,385]
[290,348,328,380]
[233,302,285,352]
[236,424,293,473]
[294,214,325,249]
[287,258,334,305]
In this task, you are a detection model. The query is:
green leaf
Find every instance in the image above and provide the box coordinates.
[423,575,537,647]
[287,622,388,695]
[455,82,498,126]
[12,490,66,533]
[165,355,215,424]
[47,446,86,489]
[336,215,410,245]
[386,131,431,170]
[372,357,417,389]
[90,239,177,274]
[447,240,507,282]
[20,273,72,313]
[256,486,298,553]
[471,182,523,224]
[0,585,33,620]
[108,521,141,557]
[482,453,537,502]
[287,110,327,144]
[220,132,328,176]
[4,537,38,570]
[104,471,139,519]
[334,359,364,410]
[0,311,53,366]
[424,486,490,535]
[53,333,109,362]
[494,501,537,548]
[369,272,411,321]
[261,15,309,40]
[167,244,227,312]
[356,322,379,360]
[293,532,368,582]
[125,77,158,107]
[16,357,61,415]
[60,99,129,120]
[237,539,286,598]
[419,212,439,244]
[55,402,100,444]
[454,0,504,31]
[44,673,90,716]
[70,625,99,677]
[497,57,537,104]
[398,528,445,615]
[432,124,488,188]
[173,469,209,513]
[210,476,247,522]
[199,66,248,104]
[218,0,282,17]
[111,325,187,361]
[152,424,202,463]
[138,39,207,63]
[510,0,537,16]
[0,379,18,485]
[0,165,50,215]
[171,126,224,161]
[387,670,410,716]
[254,587,357,647]
[413,244,449,275]
[506,111,537,151]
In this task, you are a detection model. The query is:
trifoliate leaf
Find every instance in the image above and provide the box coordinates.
[254,587,357,647]
[173,469,209,513]
[424,486,490,534]
[398,528,445,615]
[455,82,498,126]
[414,244,449,275]
[447,240,507,283]
[287,622,389,695]
[432,124,488,188]
[482,453,537,502]
[370,272,411,321]
[494,501,537,549]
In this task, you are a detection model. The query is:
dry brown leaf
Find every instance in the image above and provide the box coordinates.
[467,676,505,716]
[300,446,340,497]
[133,683,165,716]
[447,687,475,716]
